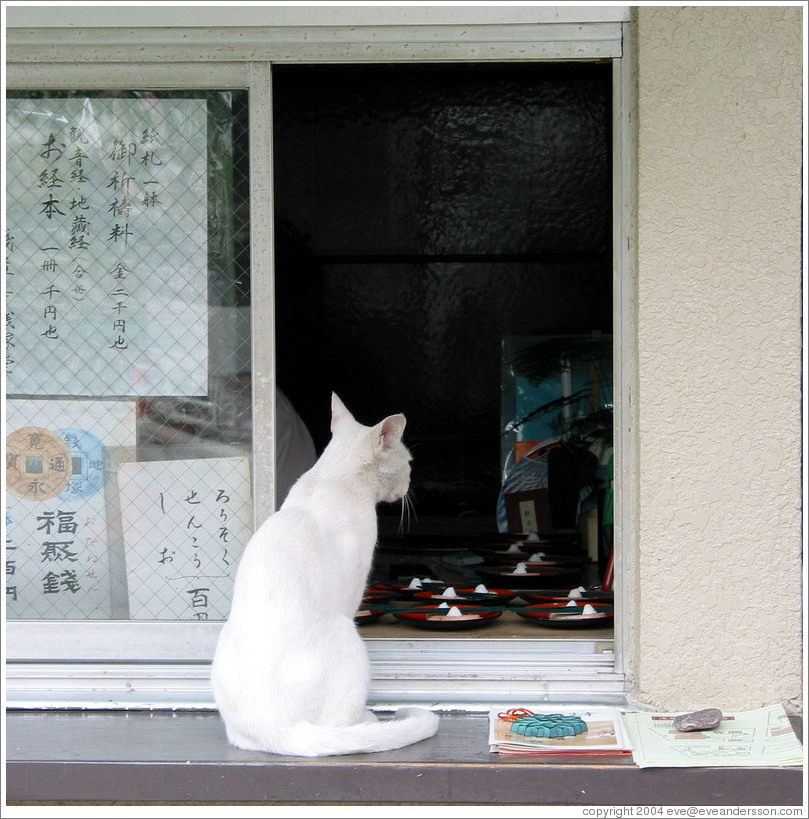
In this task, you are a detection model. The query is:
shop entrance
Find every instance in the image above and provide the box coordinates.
[272,62,614,585]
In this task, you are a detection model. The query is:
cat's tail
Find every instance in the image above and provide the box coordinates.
[258,707,440,758]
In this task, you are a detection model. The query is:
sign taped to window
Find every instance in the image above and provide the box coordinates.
[5,96,209,397]
[118,456,252,620]
[5,399,136,619]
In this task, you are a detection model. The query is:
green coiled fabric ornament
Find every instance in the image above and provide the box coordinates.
[509,713,588,738]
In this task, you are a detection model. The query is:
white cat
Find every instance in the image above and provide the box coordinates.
[211,392,440,756]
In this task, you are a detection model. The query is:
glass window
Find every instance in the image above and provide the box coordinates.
[5,16,630,706]
[5,90,253,622]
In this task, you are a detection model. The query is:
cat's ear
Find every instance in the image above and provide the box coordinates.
[375,414,406,451]
[330,392,354,432]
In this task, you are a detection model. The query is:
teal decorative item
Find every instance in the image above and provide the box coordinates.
[510,713,588,738]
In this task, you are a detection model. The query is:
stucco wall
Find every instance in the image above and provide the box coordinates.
[632,5,803,712]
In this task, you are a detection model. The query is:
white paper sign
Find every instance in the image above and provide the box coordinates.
[118,457,252,620]
[5,399,136,619]
[5,96,208,396]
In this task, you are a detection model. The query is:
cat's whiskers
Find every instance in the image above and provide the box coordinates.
[399,489,417,534]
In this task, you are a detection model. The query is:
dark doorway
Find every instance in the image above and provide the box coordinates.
[272,62,612,554]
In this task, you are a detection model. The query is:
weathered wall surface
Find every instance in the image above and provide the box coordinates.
[632,5,803,712]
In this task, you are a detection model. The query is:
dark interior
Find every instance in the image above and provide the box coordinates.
[271,62,613,559]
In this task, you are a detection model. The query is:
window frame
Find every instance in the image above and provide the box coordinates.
[4,15,633,709]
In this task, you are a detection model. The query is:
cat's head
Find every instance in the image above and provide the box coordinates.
[330,393,411,503]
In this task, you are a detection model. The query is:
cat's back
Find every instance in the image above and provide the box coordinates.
[225,505,319,612]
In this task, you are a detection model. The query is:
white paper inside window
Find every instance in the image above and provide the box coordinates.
[5,97,209,397]
[118,456,252,620]
[6,399,136,619]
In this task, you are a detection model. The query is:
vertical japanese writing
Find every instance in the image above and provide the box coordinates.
[37,508,81,596]
[68,125,92,310]
[6,97,208,397]
[120,458,251,621]
[107,261,130,350]
[37,131,66,345]
[139,126,163,211]
[105,129,164,352]
[68,128,91,250]
[216,488,232,568]
[106,137,133,352]
[152,482,242,620]
[82,513,102,595]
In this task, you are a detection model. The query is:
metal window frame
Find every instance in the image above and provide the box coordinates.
[4,15,633,709]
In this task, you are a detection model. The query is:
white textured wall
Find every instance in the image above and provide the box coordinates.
[632,6,803,712]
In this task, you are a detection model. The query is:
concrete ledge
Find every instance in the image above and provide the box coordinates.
[5,710,804,806]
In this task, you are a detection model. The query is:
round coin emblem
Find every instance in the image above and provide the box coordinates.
[56,427,106,500]
[6,426,73,501]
